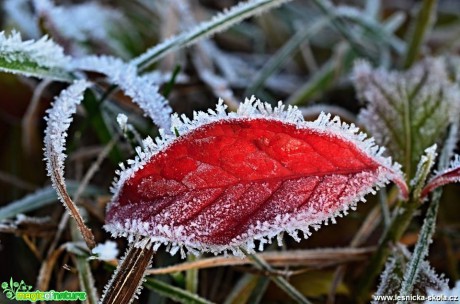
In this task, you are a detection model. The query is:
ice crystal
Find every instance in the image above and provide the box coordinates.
[91,241,119,261]
[72,55,172,130]
[353,57,460,177]
[117,114,129,133]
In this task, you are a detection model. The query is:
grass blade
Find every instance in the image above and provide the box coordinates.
[310,0,374,59]
[0,31,73,81]
[398,189,442,300]
[144,277,215,304]
[403,0,438,68]
[132,0,294,70]
[240,247,312,304]
[246,276,270,304]
[246,17,328,95]
[398,129,452,299]
[287,59,338,106]
[0,56,73,81]
[70,222,99,304]
[223,274,260,304]
[185,255,199,294]
[0,182,103,221]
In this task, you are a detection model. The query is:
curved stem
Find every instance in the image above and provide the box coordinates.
[100,245,155,304]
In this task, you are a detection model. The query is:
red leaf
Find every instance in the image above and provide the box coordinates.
[105,99,407,256]
[421,155,460,199]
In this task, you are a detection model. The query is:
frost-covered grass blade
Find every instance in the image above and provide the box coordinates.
[72,56,172,130]
[43,80,95,249]
[132,0,295,70]
[0,31,73,81]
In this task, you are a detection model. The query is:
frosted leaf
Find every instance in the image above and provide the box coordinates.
[353,58,460,178]
[44,80,96,249]
[373,245,448,303]
[105,97,408,257]
[0,30,71,80]
[33,0,130,56]
[91,241,119,261]
[421,154,460,199]
[72,55,172,130]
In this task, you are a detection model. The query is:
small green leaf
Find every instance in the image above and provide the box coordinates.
[354,58,460,178]
[410,145,438,200]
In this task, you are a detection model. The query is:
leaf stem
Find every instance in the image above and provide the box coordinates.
[398,189,441,301]
[355,198,419,302]
[100,245,155,304]
[185,255,199,294]
[398,128,452,299]
[240,247,312,304]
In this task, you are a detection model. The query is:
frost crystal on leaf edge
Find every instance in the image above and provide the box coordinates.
[0,30,69,69]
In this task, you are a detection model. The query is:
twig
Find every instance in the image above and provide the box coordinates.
[145,247,374,275]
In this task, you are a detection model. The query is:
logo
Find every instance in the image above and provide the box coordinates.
[1,278,86,302]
